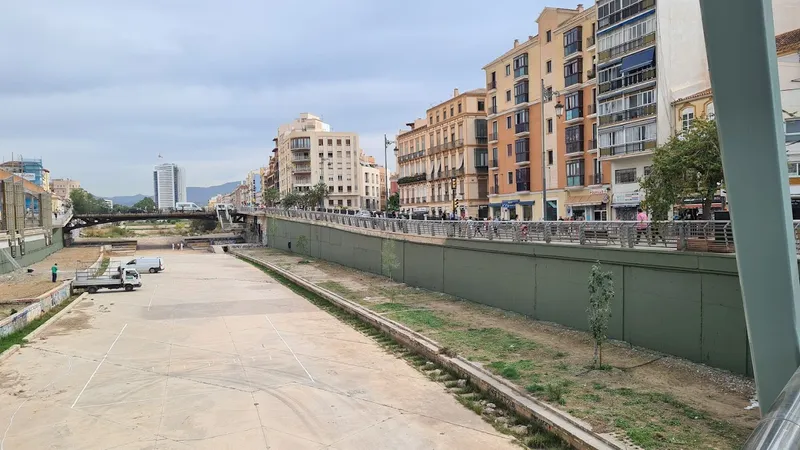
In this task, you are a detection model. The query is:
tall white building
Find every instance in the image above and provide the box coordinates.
[153,163,186,210]
[276,113,362,209]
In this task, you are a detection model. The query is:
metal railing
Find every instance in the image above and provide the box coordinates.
[255,208,767,252]
[743,365,800,449]
[487,80,496,90]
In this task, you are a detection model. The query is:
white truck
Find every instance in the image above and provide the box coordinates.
[73,263,142,294]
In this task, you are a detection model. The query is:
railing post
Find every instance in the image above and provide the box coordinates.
[544,222,552,244]
[678,222,687,251]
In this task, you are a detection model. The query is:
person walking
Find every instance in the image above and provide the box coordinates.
[635,207,649,244]
[51,263,58,283]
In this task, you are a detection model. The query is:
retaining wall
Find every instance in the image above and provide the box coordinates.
[262,215,758,376]
[0,228,65,275]
[0,280,72,337]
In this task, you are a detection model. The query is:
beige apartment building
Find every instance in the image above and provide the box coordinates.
[276,113,362,209]
[484,5,605,221]
[359,150,382,211]
[51,178,80,200]
[395,88,489,218]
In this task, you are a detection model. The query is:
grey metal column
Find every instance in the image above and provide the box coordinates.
[700,0,800,410]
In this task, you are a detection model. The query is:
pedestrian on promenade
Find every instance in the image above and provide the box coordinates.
[180,242,184,251]
[51,263,58,283]
[635,207,649,244]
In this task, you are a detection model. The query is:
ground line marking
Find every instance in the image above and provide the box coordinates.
[71,323,128,409]
[147,284,159,311]
[265,315,314,383]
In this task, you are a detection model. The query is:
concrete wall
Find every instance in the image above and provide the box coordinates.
[264,216,756,376]
[0,228,64,275]
[0,280,72,337]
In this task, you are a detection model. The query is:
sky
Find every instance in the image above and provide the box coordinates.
[0,0,584,197]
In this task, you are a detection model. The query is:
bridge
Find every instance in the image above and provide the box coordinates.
[62,211,246,232]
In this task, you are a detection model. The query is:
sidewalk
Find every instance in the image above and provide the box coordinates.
[238,247,758,450]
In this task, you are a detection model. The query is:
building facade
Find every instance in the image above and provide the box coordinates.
[396,88,489,218]
[0,158,46,188]
[51,178,81,200]
[276,113,363,209]
[153,163,187,210]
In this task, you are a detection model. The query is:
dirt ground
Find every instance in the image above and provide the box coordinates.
[239,248,758,450]
[0,246,100,301]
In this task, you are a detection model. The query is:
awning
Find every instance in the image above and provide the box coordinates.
[566,194,607,207]
[620,47,656,73]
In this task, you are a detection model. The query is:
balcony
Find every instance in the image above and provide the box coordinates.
[514,66,529,79]
[477,136,488,145]
[587,104,597,115]
[599,139,657,158]
[514,94,529,105]
[598,104,657,127]
[489,159,499,169]
[588,139,599,150]
[586,35,596,48]
[515,122,530,134]
[515,152,530,164]
[566,141,584,155]
[598,32,656,64]
[292,155,311,162]
[398,150,426,163]
[491,185,500,195]
[488,105,498,115]
[517,182,531,192]
[489,132,499,142]
[592,173,604,185]
[428,139,465,155]
[564,42,582,58]
[487,80,497,90]
[587,68,596,80]
[567,174,586,187]
[598,0,656,31]
[293,164,311,173]
[599,67,656,95]
[397,173,427,185]
[565,107,583,122]
[564,72,583,88]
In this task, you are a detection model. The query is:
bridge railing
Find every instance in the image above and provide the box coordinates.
[257,208,800,253]
[53,208,73,228]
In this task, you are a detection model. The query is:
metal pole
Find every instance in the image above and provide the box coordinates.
[384,134,391,210]
[541,79,548,220]
[700,0,800,410]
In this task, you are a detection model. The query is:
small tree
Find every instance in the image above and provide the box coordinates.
[387,192,400,212]
[281,192,301,209]
[262,188,280,207]
[133,197,157,212]
[381,239,400,279]
[587,262,614,369]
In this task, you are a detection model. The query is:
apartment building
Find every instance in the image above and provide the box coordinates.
[484,5,600,221]
[276,113,362,209]
[51,178,81,200]
[360,158,381,212]
[153,163,186,210]
[396,88,489,218]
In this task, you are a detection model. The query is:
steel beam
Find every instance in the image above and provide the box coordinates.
[700,0,800,410]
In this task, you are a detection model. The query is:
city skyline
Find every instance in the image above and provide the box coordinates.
[0,0,585,196]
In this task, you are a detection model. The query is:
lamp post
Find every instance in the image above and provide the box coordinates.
[384,134,395,211]
[540,79,564,220]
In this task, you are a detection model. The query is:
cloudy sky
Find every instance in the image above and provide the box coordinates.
[0,0,582,197]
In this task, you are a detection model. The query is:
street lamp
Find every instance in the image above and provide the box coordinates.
[384,134,395,210]
[540,79,563,220]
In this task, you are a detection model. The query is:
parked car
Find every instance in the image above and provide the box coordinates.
[356,210,372,217]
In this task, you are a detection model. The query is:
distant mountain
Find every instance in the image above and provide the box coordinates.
[108,182,241,207]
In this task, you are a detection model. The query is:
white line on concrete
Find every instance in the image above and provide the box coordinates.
[2,356,72,450]
[147,284,159,311]
[71,323,128,409]
[265,314,314,383]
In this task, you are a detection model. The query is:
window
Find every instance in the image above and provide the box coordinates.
[327,152,333,158]
[318,139,324,146]
[507,144,512,157]
[345,139,351,146]
[546,30,552,42]
[492,147,498,164]
[337,175,343,181]
[507,171,513,184]
[505,64,511,76]
[564,27,583,56]
[566,160,585,186]
[493,174,499,188]
[338,199,343,206]
[347,186,352,192]
[474,148,488,167]
[513,53,528,78]
[546,60,552,73]
[565,125,584,153]
[564,58,583,87]
[789,163,800,177]
[436,114,440,122]
[706,102,715,120]
[338,186,344,192]
[327,139,333,146]
[564,91,584,120]
[329,199,334,206]
[478,100,485,111]
[644,165,652,178]
[443,110,447,120]
[516,168,530,190]
[681,106,695,130]
[514,81,529,104]
[506,116,512,129]
[547,118,553,134]
[458,103,462,113]
[547,150,554,165]
[334,139,340,146]
[506,90,511,102]
[615,168,637,184]
[450,106,454,117]
[347,200,352,207]
[429,116,433,125]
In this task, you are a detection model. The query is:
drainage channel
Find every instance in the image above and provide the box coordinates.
[233,251,626,450]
